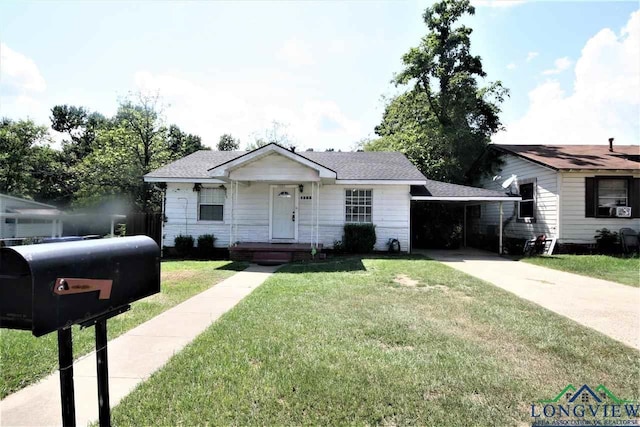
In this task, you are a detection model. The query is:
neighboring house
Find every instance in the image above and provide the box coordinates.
[0,194,63,243]
[144,143,514,256]
[472,144,640,248]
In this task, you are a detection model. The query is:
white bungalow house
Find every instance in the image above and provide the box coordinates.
[144,143,516,260]
[0,194,64,244]
[471,143,640,250]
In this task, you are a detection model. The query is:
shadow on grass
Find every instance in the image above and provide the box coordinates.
[279,254,431,274]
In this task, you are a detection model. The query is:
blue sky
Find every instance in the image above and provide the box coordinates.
[1,0,638,150]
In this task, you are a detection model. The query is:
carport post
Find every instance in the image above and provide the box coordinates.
[498,202,503,255]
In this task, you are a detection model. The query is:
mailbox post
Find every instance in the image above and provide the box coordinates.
[0,236,160,427]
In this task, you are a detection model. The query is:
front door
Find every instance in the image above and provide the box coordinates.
[271,186,296,240]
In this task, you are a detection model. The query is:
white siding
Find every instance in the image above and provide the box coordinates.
[474,155,558,240]
[559,171,640,244]
[229,153,319,182]
[163,182,411,251]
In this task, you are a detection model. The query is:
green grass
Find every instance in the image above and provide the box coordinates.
[109,256,640,426]
[522,254,640,287]
[0,260,247,399]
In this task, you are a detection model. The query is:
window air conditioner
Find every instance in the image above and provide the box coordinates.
[616,207,632,218]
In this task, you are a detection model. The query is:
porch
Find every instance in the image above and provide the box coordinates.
[229,242,325,264]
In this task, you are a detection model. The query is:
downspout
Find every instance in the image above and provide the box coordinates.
[499,202,503,255]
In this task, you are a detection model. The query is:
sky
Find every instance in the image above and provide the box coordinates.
[1,0,639,151]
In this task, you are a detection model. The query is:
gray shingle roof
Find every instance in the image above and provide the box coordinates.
[411,180,516,199]
[145,149,427,181]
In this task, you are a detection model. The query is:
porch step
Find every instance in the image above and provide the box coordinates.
[252,251,292,265]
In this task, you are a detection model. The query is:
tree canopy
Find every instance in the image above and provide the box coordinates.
[217,133,240,151]
[1,93,207,213]
[367,0,508,184]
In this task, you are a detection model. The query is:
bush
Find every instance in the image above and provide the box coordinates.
[174,235,194,257]
[595,228,619,254]
[343,224,376,253]
[197,234,216,259]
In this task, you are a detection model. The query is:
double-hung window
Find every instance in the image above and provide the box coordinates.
[345,189,372,223]
[596,178,628,217]
[198,188,225,221]
[518,181,535,220]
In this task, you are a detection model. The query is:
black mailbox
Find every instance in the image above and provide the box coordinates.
[0,235,160,337]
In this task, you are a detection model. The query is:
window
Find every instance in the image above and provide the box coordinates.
[585,176,638,218]
[597,178,628,217]
[345,189,372,223]
[518,182,535,219]
[198,188,225,221]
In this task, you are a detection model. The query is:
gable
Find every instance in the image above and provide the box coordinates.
[229,153,321,181]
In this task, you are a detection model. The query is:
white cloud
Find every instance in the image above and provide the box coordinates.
[0,43,46,93]
[472,0,525,7]
[133,70,362,151]
[494,10,640,145]
[276,38,314,67]
[542,56,572,75]
[507,62,517,70]
[526,51,539,62]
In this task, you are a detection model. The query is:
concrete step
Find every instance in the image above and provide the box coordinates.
[252,251,292,265]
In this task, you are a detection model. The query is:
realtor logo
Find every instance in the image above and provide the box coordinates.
[531,384,639,426]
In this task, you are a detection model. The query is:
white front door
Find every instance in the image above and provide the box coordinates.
[271,186,296,240]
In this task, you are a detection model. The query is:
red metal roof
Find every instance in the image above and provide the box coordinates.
[493,144,640,170]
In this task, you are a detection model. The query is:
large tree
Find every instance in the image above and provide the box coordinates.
[167,124,208,158]
[368,0,508,184]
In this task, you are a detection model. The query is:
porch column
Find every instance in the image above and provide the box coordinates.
[463,204,467,248]
[498,201,503,255]
[316,182,320,248]
[51,219,57,238]
[310,182,315,249]
[110,217,115,237]
[229,180,234,245]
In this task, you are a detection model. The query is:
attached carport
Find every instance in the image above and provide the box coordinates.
[410,180,521,254]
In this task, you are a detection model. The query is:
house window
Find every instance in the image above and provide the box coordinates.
[199,188,225,221]
[597,178,628,217]
[518,182,535,219]
[345,189,372,223]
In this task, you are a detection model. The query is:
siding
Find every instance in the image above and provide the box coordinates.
[473,155,558,240]
[229,153,320,182]
[164,182,410,251]
[559,171,640,243]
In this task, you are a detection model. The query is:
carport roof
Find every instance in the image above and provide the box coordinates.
[410,181,520,201]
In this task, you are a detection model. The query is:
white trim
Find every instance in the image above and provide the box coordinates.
[410,196,520,201]
[337,180,426,185]
[209,144,337,179]
[269,184,299,242]
[144,177,226,183]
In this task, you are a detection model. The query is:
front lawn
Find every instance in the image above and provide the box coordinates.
[0,260,247,399]
[522,254,640,287]
[110,257,640,426]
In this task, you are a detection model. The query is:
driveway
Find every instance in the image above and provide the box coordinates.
[418,248,640,351]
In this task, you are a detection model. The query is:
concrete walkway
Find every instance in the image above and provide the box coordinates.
[419,248,640,351]
[0,264,278,427]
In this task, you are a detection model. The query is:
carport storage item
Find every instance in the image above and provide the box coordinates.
[0,236,161,427]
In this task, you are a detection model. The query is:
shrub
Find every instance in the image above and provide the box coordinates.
[174,235,194,257]
[595,228,619,254]
[343,224,376,253]
[197,234,216,259]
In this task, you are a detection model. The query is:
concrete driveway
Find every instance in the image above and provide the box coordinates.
[418,248,640,351]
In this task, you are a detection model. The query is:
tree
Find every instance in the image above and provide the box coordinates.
[370,0,508,184]
[246,121,295,151]
[217,133,239,151]
[51,105,108,162]
[0,118,52,198]
[167,124,208,158]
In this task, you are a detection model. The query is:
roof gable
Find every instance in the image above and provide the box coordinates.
[493,144,640,170]
[208,143,336,179]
